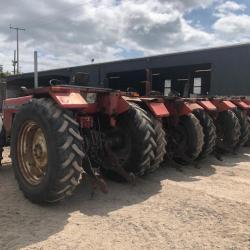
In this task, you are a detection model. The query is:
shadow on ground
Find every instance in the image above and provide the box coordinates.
[214,147,250,167]
[0,147,249,249]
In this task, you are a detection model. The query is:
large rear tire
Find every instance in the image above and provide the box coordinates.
[168,113,204,165]
[130,104,166,173]
[102,103,156,179]
[215,110,241,151]
[11,98,84,204]
[246,115,250,146]
[232,109,250,147]
[148,116,167,172]
[193,109,216,159]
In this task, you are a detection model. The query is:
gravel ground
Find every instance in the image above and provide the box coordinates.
[0,147,249,250]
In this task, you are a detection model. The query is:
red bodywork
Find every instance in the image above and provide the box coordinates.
[163,98,204,116]
[142,96,217,117]
[147,102,170,117]
[230,98,250,110]
[242,98,250,116]
[196,100,217,112]
[209,98,236,112]
[243,98,250,106]
[3,86,169,135]
[123,96,170,118]
[3,95,33,134]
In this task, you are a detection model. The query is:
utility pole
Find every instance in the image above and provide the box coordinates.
[34,51,38,88]
[9,25,25,74]
[12,50,17,75]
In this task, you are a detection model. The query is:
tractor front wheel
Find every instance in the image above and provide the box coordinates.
[11,98,84,204]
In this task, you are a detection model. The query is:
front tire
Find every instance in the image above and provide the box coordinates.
[11,98,84,204]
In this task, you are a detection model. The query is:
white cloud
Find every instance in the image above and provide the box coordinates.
[0,0,248,73]
[215,1,246,17]
[160,0,216,11]
[212,0,250,41]
[213,14,250,40]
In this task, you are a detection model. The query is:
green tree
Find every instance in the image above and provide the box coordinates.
[0,71,11,78]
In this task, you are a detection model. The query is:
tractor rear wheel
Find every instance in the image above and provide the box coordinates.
[11,98,84,204]
[168,113,204,165]
[102,103,156,180]
[215,110,241,151]
[129,103,166,173]
[147,115,166,172]
[232,109,250,147]
[193,109,216,159]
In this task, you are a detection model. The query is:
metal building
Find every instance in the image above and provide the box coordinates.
[4,43,250,98]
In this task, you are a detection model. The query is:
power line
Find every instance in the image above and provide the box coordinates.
[9,25,25,74]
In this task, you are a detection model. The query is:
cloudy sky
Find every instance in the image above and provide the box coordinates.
[0,0,250,73]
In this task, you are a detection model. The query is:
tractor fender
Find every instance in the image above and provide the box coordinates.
[243,99,250,105]
[197,100,217,112]
[231,99,250,110]
[145,102,170,118]
[99,94,130,116]
[122,96,170,118]
[49,91,88,109]
[173,101,204,116]
[211,100,237,112]
[3,95,33,134]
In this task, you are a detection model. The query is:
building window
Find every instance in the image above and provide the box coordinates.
[164,80,171,96]
[193,77,202,94]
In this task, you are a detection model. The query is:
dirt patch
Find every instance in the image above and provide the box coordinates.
[0,147,250,250]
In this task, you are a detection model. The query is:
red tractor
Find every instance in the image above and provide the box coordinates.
[0,85,168,204]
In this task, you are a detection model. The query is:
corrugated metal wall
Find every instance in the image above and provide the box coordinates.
[5,44,250,96]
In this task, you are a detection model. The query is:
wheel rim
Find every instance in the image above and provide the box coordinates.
[17,120,48,185]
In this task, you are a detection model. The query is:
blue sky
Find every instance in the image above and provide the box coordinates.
[0,0,250,72]
[185,0,250,30]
